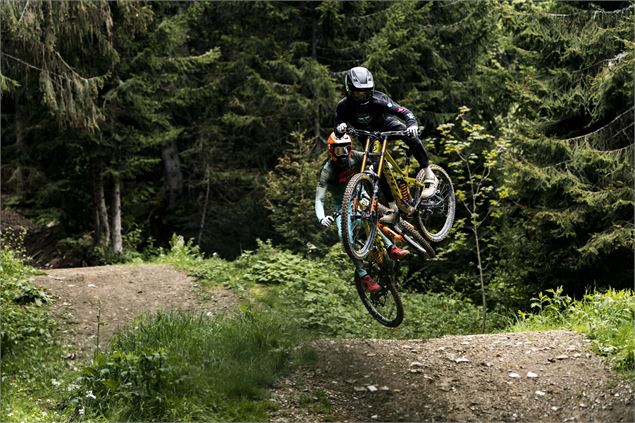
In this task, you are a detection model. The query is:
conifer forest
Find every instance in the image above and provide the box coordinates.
[2,0,633,295]
[2,0,633,300]
[1,1,634,422]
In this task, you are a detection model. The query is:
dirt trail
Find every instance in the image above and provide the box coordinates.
[31,264,633,422]
[31,264,239,358]
[270,334,634,422]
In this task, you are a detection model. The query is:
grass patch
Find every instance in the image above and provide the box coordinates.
[511,287,635,372]
[68,310,312,422]
[162,238,509,339]
[0,244,75,422]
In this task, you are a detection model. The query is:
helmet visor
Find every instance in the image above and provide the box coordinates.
[351,90,372,103]
[333,145,351,157]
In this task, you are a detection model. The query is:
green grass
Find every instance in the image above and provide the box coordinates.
[511,287,635,372]
[173,239,509,339]
[68,310,312,422]
[0,245,76,422]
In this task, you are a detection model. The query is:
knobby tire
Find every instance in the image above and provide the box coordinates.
[341,172,378,261]
[355,271,404,327]
[415,164,456,243]
[398,220,436,258]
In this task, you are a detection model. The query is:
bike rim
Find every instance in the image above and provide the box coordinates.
[346,178,377,258]
[417,167,455,242]
[355,260,403,327]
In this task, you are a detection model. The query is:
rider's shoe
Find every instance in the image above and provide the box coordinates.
[360,275,382,293]
[389,245,410,260]
[419,166,439,199]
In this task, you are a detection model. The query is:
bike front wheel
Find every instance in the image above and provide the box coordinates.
[341,173,379,261]
[355,260,404,327]
[415,164,456,243]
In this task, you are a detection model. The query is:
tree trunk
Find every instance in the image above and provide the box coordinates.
[92,161,110,247]
[162,140,183,210]
[198,172,211,246]
[14,94,24,195]
[110,175,123,254]
[473,224,487,332]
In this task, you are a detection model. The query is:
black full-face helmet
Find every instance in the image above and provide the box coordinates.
[345,66,374,105]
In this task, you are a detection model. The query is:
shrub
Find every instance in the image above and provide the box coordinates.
[514,287,635,371]
[151,233,204,269]
[0,247,54,357]
[206,241,508,339]
[0,245,67,422]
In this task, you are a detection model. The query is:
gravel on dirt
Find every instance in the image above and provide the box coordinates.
[270,332,634,422]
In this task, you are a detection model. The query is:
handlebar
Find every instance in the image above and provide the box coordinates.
[345,128,409,139]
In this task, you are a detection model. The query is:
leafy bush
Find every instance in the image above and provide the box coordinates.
[513,287,635,371]
[68,310,309,422]
[188,240,508,338]
[151,233,204,268]
[0,246,54,356]
[0,245,69,422]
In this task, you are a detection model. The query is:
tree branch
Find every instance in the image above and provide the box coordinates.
[17,0,30,26]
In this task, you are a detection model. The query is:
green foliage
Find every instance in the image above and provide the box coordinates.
[0,247,53,356]
[151,233,204,268]
[0,246,72,422]
[513,287,635,371]
[264,132,337,254]
[0,0,116,130]
[68,310,308,422]
[496,1,634,295]
[188,240,509,338]
[420,107,520,312]
[365,0,509,130]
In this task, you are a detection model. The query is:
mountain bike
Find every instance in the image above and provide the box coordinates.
[329,206,432,327]
[354,202,436,327]
[341,129,455,262]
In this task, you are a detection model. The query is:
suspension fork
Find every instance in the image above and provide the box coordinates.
[376,136,389,178]
[369,136,389,214]
[360,136,372,172]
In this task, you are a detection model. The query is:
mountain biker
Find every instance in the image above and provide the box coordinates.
[315,132,409,293]
[333,66,438,224]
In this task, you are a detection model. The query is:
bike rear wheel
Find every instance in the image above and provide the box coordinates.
[398,220,436,258]
[341,173,379,260]
[355,253,404,327]
[415,164,456,243]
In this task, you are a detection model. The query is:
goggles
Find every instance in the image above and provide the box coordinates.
[332,145,351,157]
[351,90,372,102]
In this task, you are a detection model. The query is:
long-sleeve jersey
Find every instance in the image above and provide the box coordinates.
[315,151,364,221]
[333,90,417,137]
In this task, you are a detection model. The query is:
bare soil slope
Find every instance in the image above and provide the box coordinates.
[31,264,239,358]
[31,265,633,422]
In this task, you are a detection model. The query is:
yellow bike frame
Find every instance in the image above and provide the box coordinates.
[359,136,425,215]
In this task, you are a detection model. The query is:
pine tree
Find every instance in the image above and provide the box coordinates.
[498,1,634,294]
[0,0,116,130]
[364,0,508,132]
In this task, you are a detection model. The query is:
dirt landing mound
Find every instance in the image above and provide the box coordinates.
[271,332,634,422]
[31,264,238,358]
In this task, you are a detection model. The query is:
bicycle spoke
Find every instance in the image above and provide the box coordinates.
[342,173,378,260]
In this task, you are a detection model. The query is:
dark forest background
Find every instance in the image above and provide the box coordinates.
[1,0,633,306]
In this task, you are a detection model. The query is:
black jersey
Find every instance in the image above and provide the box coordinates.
[333,91,417,136]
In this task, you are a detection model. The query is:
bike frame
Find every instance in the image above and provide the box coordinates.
[356,130,425,216]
